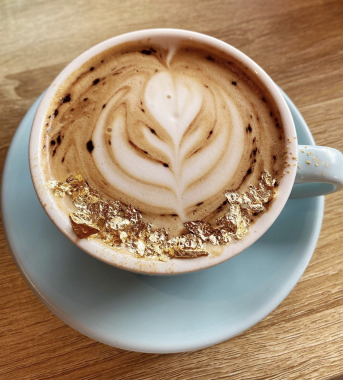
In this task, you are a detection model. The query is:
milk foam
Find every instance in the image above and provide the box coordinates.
[43,39,285,236]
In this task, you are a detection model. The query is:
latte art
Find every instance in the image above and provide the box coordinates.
[43,40,285,236]
[93,70,244,222]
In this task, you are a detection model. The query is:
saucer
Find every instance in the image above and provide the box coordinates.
[2,89,324,354]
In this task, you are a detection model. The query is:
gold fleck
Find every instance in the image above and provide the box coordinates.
[306,160,311,164]
[301,150,305,153]
[307,152,311,156]
[298,165,301,169]
[292,157,297,160]
[322,172,326,177]
[325,163,329,167]
[69,213,100,239]
[315,163,319,167]
[313,156,320,165]
[287,170,290,173]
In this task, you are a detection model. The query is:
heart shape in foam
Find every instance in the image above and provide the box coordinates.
[145,71,203,149]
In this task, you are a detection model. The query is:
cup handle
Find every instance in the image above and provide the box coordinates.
[290,145,343,198]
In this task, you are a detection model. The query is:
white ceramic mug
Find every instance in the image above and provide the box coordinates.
[29,29,343,275]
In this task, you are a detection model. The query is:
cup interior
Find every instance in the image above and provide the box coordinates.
[29,29,297,275]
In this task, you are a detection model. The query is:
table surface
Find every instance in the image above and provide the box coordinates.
[1,1,343,379]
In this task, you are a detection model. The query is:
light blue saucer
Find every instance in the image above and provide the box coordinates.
[2,90,324,353]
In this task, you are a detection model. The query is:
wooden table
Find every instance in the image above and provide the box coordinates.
[1,1,343,379]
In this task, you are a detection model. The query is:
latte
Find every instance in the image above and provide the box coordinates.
[42,39,285,237]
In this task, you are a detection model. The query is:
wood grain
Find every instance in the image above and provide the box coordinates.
[1,0,343,379]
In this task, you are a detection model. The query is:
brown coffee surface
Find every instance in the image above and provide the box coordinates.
[42,39,285,237]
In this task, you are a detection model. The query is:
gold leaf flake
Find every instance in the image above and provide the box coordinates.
[69,213,100,239]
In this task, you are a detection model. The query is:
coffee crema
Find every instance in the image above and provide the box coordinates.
[43,39,285,237]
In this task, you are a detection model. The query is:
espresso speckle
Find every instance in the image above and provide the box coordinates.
[62,94,71,103]
[54,109,58,117]
[57,135,61,145]
[246,124,252,133]
[196,202,204,206]
[163,163,169,167]
[171,213,178,217]
[206,55,214,61]
[50,140,56,146]
[141,50,152,55]
[93,78,100,85]
[232,81,237,86]
[103,104,106,108]
[62,157,65,163]
[83,97,88,101]
[247,168,252,175]
[86,140,94,153]
[262,97,267,103]
[90,67,94,71]
[141,108,145,113]
[150,128,156,135]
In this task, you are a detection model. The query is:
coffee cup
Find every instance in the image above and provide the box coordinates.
[29,29,343,275]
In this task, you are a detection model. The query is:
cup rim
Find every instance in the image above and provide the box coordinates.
[29,28,297,275]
